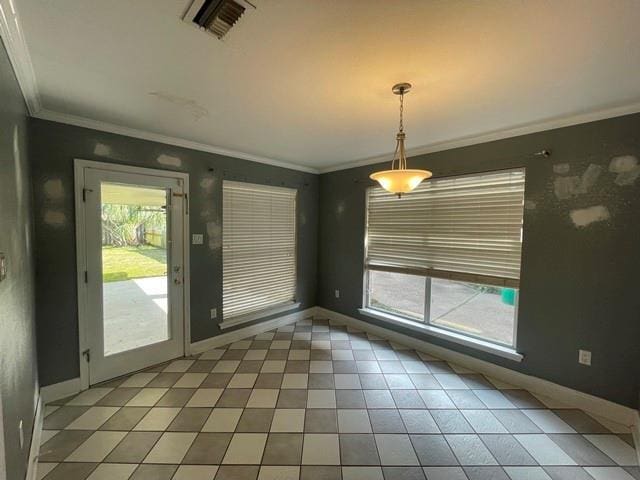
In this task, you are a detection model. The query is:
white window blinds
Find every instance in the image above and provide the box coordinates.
[366,169,525,287]
[223,181,297,320]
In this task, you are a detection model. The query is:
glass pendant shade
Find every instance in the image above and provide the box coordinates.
[370,169,431,194]
[370,83,432,197]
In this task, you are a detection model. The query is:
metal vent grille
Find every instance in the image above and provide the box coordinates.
[193,0,246,39]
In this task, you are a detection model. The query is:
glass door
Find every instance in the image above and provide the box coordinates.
[82,168,185,385]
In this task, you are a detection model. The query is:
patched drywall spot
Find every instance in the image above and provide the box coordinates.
[609,155,640,186]
[206,221,222,251]
[609,155,638,173]
[200,177,215,191]
[524,200,537,210]
[554,176,581,200]
[157,154,182,167]
[43,210,67,227]
[149,91,209,120]
[93,143,112,156]
[43,179,65,200]
[614,166,640,186]
[553,163,601,199]
[570,205,610,228]
[579,163,602,192]
[553,163,570,174]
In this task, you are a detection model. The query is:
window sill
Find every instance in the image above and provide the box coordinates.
[358,308,524,362]
[220,302,301,330]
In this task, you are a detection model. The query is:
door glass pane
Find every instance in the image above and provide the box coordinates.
[101,182,169,356]
[429,278,517,346]
[368,270,425,321]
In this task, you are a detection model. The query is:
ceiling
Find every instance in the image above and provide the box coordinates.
[11,0,640,171]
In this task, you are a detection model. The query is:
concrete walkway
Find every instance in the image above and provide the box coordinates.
[103,276,168,356]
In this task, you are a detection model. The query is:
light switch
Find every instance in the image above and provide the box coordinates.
[578,349,592,366]
[192,234,204,245]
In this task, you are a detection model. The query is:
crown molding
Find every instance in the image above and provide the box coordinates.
[3,0,640,176]
[319,101,640,173]
[0,0,41,114]
[34,109,319,174]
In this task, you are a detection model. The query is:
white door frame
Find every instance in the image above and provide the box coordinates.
[74,159,190,390]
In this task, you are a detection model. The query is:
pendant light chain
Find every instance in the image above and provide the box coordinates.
[399,90,404,133]
[397,88,406,169]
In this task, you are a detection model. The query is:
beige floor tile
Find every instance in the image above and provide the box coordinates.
[223,433,268,464]
[186,388,223,407]
[133,407,181,431]
[202,408,243,432]
[66,388,113,406]
[258,466,300,480]
[307,390,336,408]
[120,373,159,388]
[172,465,219,480]
[65,431,126,462]
[301,434,340,465]
[270,409,305,432]
[66,407,119,430]
[144,432,197,464]
[282,374,308,389]
[174,373,208,388]
[87,463,138,480]
[125,388,168,407]
[163,360,195,373]
[247,389,280,408]
[228,373,258,389]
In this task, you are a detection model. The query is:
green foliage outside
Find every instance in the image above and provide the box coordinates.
[102,204,165,246]
[102,245,167,282]
[101,203,167,282]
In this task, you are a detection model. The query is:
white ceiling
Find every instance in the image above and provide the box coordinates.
[13,0,640,171]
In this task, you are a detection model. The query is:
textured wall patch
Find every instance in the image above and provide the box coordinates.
[570,205,610,228]
[553,163,570,174]
[609,155,638,173]
[157,154,182,167]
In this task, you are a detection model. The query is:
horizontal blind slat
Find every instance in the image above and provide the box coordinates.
[366,169,525,282]
[223,181,297,319]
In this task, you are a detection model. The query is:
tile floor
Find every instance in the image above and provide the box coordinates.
[38,318,639,480]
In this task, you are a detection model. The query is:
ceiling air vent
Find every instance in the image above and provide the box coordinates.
[183,0,255,40]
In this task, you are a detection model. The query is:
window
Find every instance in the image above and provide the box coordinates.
[222,181,297,324]
[364,169,525,347]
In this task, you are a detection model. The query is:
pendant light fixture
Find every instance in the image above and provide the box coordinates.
[370,83,432,197]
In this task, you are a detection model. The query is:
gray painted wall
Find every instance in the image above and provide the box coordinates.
[30,118,318,387]
[0,40,38,480]
[318,113,640,409]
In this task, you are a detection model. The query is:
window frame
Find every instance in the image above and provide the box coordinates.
[221,180,299,328]
[364,269,519,348]
[362,168,525,352]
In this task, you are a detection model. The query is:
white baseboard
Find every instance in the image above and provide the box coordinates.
[25,395,43,480]
[40,377,82,404]
[190,307,318,355]
[316,307,638,428]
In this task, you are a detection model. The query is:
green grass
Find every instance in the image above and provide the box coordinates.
[102,245,167,282]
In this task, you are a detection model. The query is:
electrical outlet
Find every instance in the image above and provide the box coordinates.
[210,308,217,319]
[192,234,204,245]
[334,289,340,299]
[578,349,592,366]
[18,420,24,449]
